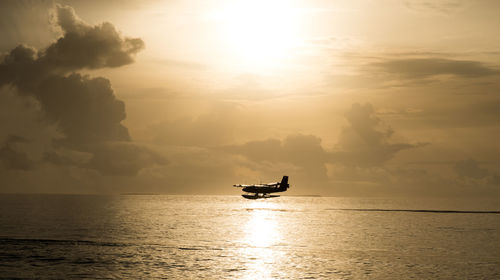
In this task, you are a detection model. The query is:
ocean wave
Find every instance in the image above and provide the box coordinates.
[0,237,126,247]
[326,208,500,214]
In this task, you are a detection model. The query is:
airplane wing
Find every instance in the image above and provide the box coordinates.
[234,184,268,188]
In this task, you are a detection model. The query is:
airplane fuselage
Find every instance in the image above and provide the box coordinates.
[234,176,289,199]
[242,186,287,194]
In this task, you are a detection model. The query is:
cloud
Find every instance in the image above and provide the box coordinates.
[332,103,426,167]
[42,5,144,71]
[451,159,500,193]
[418,99,500,128]
[225,138,282,162]
[37,73,130,146]
[154,147,246,194]
[0,85,61,169]
[0,5,163,177]
[0,135,34,170]
[150,105,237,147]
[404,0,467,15]
[0,5,144,89]
[492,175,500,186]
[222,134,330,185]
[222,103,425,190]
[370,58,498,79]
[85,142,167,176]
[454,158,489,179]
[225,134,328,164]
[42,142,166,176]
[155,58,207,71]
[0,1,56,51]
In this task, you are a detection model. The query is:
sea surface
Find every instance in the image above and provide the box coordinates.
[0,194,499,279]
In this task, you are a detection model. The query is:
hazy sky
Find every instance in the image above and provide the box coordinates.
[1,0,500,196]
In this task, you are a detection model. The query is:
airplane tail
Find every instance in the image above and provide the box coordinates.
[280,176,289,190]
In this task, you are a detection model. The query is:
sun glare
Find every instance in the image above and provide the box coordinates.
[239,202,283,279]
[212,0,303,72]
[242,202,281,247]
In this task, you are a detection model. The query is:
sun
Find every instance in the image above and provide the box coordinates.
[212,0,303,72]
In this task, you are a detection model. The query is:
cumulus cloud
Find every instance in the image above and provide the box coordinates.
[37,73,130,146]
[370,58,498,79]
[0,5,163,177]
[223,134,330,184]
[223,103,425,188]
[332,103,426,167]
[42,5,144,71]
[0,135,34,170]
[0,85,61,170]
[0,6,142,144]
[454,158,489,179]
[0,5,144,88]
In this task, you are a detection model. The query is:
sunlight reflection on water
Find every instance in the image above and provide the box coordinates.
[240,201,282,279]
[0,195,499,279]
[244,201,280,247]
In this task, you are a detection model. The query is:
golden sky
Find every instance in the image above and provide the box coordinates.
[1,0,500,196]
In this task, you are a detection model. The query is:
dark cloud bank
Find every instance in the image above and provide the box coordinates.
[0,5,165,179]
[371,58,499,79]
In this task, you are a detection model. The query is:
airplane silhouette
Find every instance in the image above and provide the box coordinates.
[233,176,289,199]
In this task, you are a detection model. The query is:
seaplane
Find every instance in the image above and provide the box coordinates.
[233,176,289,199]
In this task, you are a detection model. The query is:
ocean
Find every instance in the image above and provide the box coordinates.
[0,194,499,279]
